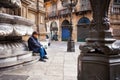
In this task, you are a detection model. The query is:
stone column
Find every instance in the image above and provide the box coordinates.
[77,0,120,80]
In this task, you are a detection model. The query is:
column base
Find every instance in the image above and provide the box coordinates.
[77,53,120,80]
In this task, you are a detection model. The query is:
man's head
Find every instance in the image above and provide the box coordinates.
[32,31,39,39]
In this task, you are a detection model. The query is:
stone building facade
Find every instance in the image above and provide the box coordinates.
[109,0,120,39]
[45,0,92,42]
[0,0,46,40]
[21,0,46,40]
[45,0,120,42]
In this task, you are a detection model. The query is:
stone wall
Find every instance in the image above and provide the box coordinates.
[45,0,92,42]
[21,0,46,40]
[45,0,120,42]
[109,0,120,40]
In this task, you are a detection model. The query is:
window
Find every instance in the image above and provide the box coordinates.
[52,3,57,12]
[40,15,44,24]
[111,0,120,14]
[80,0,91,11]
[22,6,27,18]
[114,0,120,4]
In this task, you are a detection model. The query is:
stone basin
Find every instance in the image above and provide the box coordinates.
[0,13,34,36]
[0,13,38,70]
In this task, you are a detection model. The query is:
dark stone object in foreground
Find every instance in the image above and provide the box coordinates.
[77,0,120,80]
[78,53,109,80]
[110,55,120,80]
[78,53,120,80]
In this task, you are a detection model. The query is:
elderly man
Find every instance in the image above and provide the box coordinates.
[28,31,48,62]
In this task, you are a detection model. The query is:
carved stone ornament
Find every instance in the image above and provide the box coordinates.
[111,40,120,54]
[79,42,112,54]
[0,13,34,36]
[80,0,116,55]
[78,0,120,80]
[0,0,21,8]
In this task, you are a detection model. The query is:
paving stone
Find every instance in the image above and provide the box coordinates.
[27,75,44,80]
[46,68,63,76]
[64,68,77,77]
[0,74,29,80]
[64,76,77,80]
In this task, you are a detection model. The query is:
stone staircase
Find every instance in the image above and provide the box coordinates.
[0,51,39,71]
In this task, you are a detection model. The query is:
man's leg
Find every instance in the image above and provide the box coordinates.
[41,48,48,59]
[39,48,46,62]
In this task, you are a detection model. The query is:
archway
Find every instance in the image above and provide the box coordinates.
[61,20,70,41]
[77,17,90,42]
[50,21,58,41]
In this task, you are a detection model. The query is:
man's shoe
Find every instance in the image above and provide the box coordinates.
[39,58,46,62]
[43,56,48,59]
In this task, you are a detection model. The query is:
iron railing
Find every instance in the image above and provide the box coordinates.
[111,5,120,14]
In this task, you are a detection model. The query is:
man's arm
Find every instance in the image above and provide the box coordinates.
[28,37,41,48]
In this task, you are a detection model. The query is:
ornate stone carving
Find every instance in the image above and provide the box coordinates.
[80,42,111,54]
[0,0,35,69]
[111,40,120,54]
[0,24,13,36]
[82,0,116,55]
[0,0,21,8]
[78,0,120,80]
[0,13,34,36]
[0,13,33,57]
[103,17,110,30]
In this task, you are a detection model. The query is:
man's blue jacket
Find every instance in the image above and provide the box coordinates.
[28,36,42,53]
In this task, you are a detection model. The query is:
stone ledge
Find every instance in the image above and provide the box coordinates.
[0,51,32,59]
[0,51,33,64]
[0,56,39,71]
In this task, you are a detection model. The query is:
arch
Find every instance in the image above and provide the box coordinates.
[61,20,70,27]
[61,20,70,41]
[78,17,90,24]
[77,17,90,42]
[50,21,58,41]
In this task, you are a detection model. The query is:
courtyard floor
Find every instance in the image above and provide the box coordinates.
[0,41,84,80]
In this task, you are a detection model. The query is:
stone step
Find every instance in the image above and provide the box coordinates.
[0,51,32,59]
[0,56,39,71]
[0,51,33,64]
[0,50,39,71]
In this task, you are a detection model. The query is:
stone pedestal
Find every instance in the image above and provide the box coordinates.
[77,53,109,80]
[110,55,120,80]
[77,53,120,80]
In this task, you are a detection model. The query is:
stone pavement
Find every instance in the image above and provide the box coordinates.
[0,41,84,80]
